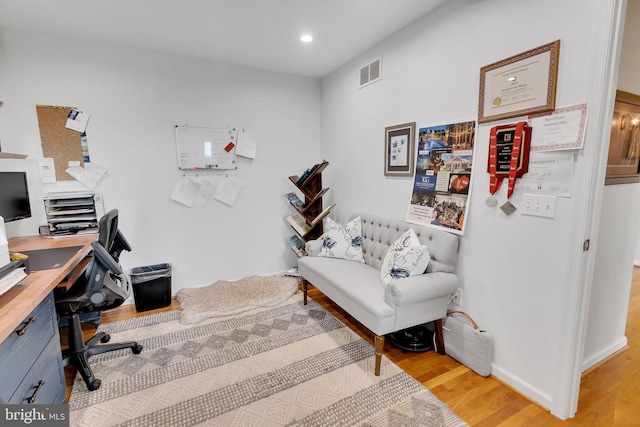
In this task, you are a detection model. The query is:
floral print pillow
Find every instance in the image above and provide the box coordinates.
[380,229,430,286]
[318,216,365,263]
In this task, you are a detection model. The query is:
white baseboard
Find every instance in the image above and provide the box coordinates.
[581,337,628,372]
[490,364,553,410]
[634,259,640,267]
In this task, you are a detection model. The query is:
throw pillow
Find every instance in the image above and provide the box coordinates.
[317,216,365,263]
[380,228,430,286]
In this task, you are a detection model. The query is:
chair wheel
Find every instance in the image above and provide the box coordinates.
[100,334,111,343]
[132,345,143,354]
[88,379,101,391]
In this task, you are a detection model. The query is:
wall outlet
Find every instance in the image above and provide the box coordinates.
[452,288,463,305]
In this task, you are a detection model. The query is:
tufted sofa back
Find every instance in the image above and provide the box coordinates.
[354,213,459,274]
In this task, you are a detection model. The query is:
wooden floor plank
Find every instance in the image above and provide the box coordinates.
[63,268,640,425]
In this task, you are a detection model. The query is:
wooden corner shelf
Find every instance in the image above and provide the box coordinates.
[285,160,332,256]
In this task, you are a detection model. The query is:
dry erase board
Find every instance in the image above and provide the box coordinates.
[175,125,238,170]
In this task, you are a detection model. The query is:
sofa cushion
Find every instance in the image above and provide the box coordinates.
[380,229,430,286]
[298,256,395,326]
[318,216,365,263]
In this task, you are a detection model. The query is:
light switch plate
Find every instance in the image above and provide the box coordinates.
[522,194,557,218]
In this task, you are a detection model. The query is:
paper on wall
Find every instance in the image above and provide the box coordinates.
[65,162,109,190]
[214,176,242,206]
[194,177,214,206]
[517,151,574,197]
[170,176,200,207]
[39,158,57,183]
[65,108,90,133]
[236,130,258,159]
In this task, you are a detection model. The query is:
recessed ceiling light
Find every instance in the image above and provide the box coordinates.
[300,34,313,43]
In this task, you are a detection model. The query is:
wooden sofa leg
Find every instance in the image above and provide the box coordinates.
[302,279,308,305]
[434,318,446,355]
[374,335,384,376]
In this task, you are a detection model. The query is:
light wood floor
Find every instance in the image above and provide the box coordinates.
[64,268,640,426]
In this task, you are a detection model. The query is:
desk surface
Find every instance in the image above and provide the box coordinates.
[0,235,96,343]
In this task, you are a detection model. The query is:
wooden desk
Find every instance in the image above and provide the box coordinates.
[0,235,95,343]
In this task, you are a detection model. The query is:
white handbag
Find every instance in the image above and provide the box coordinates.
[442,311,493,377]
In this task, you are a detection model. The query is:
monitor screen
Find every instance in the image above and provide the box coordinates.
[0,172,32,222]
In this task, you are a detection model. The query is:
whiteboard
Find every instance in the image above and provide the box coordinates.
[175,125,238,170]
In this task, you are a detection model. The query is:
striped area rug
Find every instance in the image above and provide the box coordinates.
[68,293,468,427]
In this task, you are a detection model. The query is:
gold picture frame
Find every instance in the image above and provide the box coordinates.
[605,90,640,185]
[384,122,416,177]
[478,40,560,123]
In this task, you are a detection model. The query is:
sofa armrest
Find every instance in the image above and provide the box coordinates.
[385,272,459,307]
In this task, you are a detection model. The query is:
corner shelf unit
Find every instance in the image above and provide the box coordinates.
[285,160,333,257]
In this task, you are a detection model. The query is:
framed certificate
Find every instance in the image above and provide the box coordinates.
[478,40,560,123]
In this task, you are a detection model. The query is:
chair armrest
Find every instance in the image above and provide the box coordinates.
[86,241,124,304]
[385,272,459,306]
[305,238,324,257]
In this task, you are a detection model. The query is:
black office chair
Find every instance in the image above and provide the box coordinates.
[55,209,142,391]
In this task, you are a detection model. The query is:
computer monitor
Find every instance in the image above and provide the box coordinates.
[0,171,32,222]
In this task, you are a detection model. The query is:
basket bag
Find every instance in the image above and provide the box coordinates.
[442,311,493,377]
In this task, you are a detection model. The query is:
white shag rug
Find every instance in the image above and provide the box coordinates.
[176,275,299,324]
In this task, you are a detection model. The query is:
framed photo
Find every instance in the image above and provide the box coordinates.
[605,90,640,185]
[384,122,416,177]
[478,40,560,123]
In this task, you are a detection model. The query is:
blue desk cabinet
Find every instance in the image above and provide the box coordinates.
[0,293,65,404]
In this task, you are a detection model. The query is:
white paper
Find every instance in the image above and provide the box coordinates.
[529,104,588,151]
[39,158,57,183]
[214,176,242,206]
[236,130,258,159]
[64,162,108,190]
[66,166,100,190]
[84,162,109,182]
[0,215,9,268]
[65,108,90,133]
[170,176,200,207]
[194,177,214,206]
[518,151,574,197]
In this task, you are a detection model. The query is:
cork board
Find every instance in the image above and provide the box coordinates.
[36,105,87,181]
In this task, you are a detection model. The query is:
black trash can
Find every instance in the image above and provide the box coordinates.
[130,263,172,312]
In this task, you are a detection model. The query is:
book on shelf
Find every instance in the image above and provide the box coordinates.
[287,213,311,237]
[295,160,328,187]
[310,203,336,227]
[284,192,305,209]
[298,161,325,187]
[296,168,312,185]
[287,235,307,257]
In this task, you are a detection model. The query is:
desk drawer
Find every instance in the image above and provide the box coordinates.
[8,335,65,404]
[0,293,57,396]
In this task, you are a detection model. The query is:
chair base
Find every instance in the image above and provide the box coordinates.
[62,313,142,391]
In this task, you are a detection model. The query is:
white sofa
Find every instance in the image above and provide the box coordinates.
[298,213,460,375]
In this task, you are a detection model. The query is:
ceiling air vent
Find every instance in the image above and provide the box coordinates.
[359,57,382,88]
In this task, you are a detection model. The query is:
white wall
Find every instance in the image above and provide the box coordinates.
[321,0,619,413]
[0,28,322,295]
